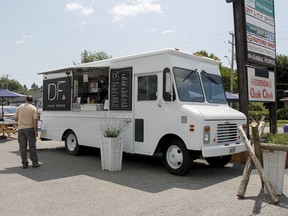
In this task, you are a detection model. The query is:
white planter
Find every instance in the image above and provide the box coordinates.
[100,137,123,171]
[263,150,286,195]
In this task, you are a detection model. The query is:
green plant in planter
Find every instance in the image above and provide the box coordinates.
[262,133,288,145]
[101,118,128,138]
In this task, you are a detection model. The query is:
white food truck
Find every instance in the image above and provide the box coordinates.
[39,49,246,175]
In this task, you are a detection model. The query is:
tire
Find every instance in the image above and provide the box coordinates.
[163,139,191,175]
[205,155,232,167]
[65,130,80,156]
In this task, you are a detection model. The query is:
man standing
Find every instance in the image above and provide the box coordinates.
[14,95,40,168]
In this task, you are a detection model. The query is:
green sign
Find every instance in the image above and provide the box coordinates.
[255,0,274,18]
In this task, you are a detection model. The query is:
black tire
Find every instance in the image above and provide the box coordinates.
[205,155,232,167]
[163,139,191,175]
[65,130,80,156]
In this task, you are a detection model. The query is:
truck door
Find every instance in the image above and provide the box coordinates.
[134,72,163,154]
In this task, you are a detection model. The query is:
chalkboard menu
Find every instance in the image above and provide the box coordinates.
[110,67,132,110]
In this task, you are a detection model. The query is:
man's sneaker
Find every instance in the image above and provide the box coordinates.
[22,164,28,169]
[32,163,40,168]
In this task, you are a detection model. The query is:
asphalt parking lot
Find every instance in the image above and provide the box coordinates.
[0,135,287,216]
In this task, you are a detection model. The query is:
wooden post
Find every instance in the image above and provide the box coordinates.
[237,120,266,198]
[260,143,288,152]
[252,122,263,166]
[238,125,279,204]
[251,121,264,188]
[237,156,253,198]
[233,0,250,136]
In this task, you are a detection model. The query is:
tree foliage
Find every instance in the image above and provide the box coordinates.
[276,54,288,109]
[194,50,236,92]
[193,50,220,61]
[276,54,288,84]
[79,50,112,64]
[0,76,24,92]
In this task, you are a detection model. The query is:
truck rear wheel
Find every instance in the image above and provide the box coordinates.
[65,130,80,156]
[205,155,232,167]
[163,139,191,175]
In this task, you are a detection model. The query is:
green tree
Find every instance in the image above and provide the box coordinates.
[193,50,220,61]
[0,76,24,92]
[77,50,112,64]
[276,54,288,109]
[31,83,39,91]
[193,50,236,92]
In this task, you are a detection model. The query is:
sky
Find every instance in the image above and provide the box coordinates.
[0,0,287,89]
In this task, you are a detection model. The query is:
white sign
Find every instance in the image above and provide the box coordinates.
[83,72,88,82]
[247,67,275,102]
[245,0,275,67]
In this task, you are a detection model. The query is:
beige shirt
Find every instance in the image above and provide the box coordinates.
[14,103,38,130]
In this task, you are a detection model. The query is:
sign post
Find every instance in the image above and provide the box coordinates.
[230,0,277,134]
[233,0,249,132]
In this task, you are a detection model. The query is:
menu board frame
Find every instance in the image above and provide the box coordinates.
[43,76,72,111]
[110,67,133,111]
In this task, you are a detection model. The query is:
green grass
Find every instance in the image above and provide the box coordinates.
[277,120,288,127]
[262,133,288,145]
[265,120,288,127]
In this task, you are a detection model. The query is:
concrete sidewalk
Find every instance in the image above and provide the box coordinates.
[263,127,284,134]
[0,135,287,216]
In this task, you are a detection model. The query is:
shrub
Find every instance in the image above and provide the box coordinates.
[249,110,269,121]
[262,133,288,145]
[277,109,288,120]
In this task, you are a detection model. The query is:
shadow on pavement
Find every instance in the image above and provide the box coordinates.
[1,145,244,193]
[240,188,288,214]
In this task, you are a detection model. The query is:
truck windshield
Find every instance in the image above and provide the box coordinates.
[174,67,204,102]
[173,67,227,104]
[201,70,227,104]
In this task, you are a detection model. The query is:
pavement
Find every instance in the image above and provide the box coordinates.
[0,134,287,216]
[263,127,284,134]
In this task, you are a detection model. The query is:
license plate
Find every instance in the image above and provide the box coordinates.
[229,146,236,154]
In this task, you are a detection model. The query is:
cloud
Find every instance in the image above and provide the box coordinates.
[64,2,94,16]
[15,34,33,45]
[111,0,162,23]
[162,25,177,35]
[162,29,174,35]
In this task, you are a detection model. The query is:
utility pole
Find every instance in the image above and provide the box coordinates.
[229,32,235,93]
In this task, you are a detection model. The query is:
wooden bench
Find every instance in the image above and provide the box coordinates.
[0,123,18,137]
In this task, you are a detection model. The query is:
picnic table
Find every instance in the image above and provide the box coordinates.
[0,122,17,138]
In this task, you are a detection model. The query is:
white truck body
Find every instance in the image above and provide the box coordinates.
[40,49,246,175]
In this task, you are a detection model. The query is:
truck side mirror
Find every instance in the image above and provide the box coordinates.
[163,68,174,101]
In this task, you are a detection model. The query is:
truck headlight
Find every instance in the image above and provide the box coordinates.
[203,126,210,144]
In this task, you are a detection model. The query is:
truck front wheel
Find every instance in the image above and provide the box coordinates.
[65,130,80,156]
[163,139,191,175]
[205,155,232,167]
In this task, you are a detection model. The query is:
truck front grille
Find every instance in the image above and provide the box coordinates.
[217,123,237,143]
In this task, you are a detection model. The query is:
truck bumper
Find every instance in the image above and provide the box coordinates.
[201,142,246,158]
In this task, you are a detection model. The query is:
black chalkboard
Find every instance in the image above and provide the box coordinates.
[110,67,132,110]
[43,77,72,111]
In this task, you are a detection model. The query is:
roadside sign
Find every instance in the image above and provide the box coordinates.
[245,0,276,67]
[247,67,275,102]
